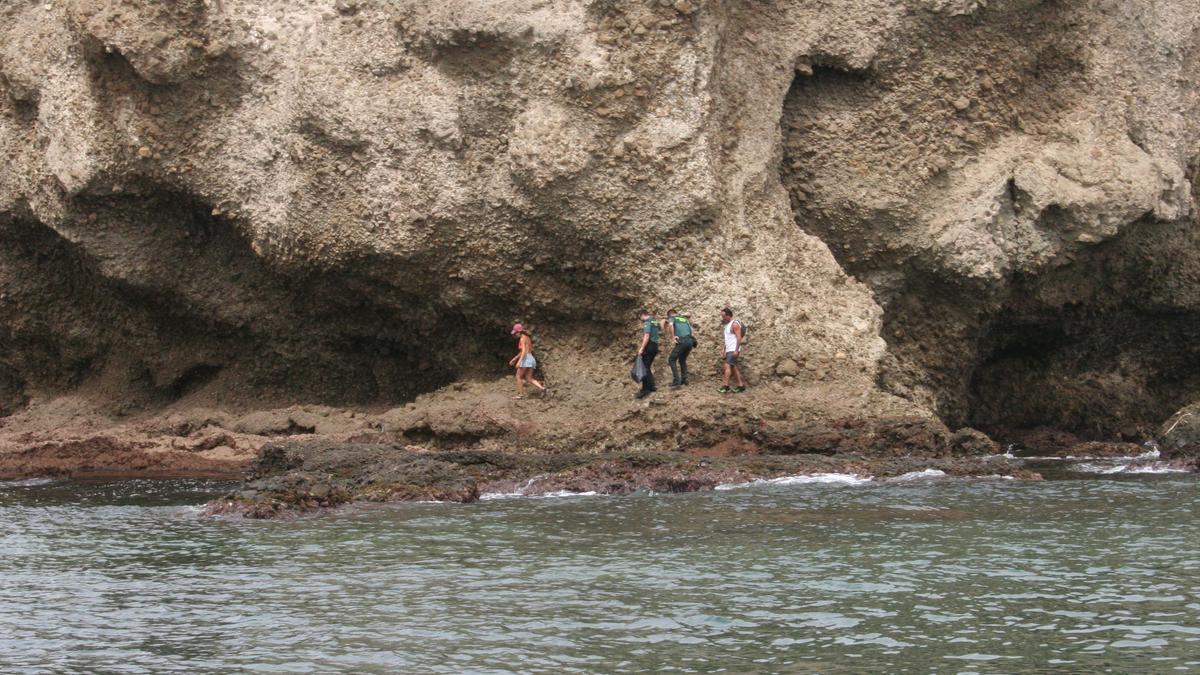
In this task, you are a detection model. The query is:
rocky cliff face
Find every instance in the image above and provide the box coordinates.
[0,0,1197,445]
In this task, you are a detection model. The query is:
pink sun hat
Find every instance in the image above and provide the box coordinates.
[511,323,524,335]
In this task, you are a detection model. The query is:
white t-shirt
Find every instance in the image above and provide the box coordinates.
[724,320,741,354]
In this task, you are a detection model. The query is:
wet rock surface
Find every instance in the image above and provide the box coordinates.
[209,438,1037,519]
[1158,402,1200,459]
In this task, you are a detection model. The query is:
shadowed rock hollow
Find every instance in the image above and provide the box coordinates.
[0,0,1198,461]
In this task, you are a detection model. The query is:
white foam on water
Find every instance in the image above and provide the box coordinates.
[478,491,525,501]
[480,489,602,501]
[1122,463,1190,475]
[1072,461,1190,475]
[891,468,948,482]
[1073,448,1159,462]
[716,473,871,490]
[0,477,57,488]
[1074,462,1126,474]
[479,476,544,501]
[178,504,206,514]
[765,473,872,486]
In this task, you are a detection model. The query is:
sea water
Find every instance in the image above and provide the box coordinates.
[1,469,1197,672]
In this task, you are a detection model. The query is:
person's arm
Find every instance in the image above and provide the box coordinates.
[665,320,677,344]
[638,331,650,355]
[732,322,742,353]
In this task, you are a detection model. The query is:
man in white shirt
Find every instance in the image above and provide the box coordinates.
[718,307,746,394]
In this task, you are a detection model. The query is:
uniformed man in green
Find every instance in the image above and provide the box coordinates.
[635,309,660,399]
[664,309,696,387]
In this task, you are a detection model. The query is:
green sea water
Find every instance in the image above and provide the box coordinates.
[1,469,1197,673]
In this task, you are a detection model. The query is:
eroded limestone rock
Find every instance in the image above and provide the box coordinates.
[0,0,1195,444]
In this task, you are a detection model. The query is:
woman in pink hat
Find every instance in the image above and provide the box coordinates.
[508,322,546,399]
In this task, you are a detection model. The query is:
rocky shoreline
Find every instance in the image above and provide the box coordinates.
[1,1,1198,522]
[1,374,1195,518]
[203,442,1045,518]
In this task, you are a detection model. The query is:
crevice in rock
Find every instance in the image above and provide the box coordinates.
[278,421,317,436]
[165,363,222,400]
[0,367,28,417]
[402,424,491,450]
[1,70,39,124]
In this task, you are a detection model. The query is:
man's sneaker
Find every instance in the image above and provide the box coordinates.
[717,386,732,394]
[669,382,683,388]
[734,386,747,393]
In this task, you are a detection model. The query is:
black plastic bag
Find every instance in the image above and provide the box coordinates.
[630,356,647,383]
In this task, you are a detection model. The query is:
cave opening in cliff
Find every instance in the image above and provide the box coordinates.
[865,216,1200,443]
[778,0,1200,444]
[965,304,1200,441]
[0,190,536,415]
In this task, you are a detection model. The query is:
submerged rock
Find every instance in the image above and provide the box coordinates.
[209,428,1040,517]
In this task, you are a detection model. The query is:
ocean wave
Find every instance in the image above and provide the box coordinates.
[1072,461,1189,475]
[480,489,602,501]
[890,468,948,482]
[478,492,525,501]
[1007,447,1160,463]
[0,477,57,488]
[716,473,871,490]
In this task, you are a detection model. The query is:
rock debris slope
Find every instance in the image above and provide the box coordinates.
[0,0,1197,459]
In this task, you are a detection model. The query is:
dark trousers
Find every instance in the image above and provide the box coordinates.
[668,336,695,384]
[641,341,659,392]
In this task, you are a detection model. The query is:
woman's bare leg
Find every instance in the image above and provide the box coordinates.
[514,368,526,397]
[525,371,546,391]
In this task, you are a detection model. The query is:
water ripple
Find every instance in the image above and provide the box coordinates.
[0,476,1197,672]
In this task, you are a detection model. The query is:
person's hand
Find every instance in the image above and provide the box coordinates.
[637,350,643,356]
[673,336,679,344]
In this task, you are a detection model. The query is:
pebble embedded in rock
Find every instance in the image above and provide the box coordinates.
[775,358,802,377]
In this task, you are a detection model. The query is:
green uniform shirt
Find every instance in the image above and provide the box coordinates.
[670,316,693,338]
[643,318,660,343]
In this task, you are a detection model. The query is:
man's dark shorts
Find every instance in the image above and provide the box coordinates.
[724,351,739,366]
